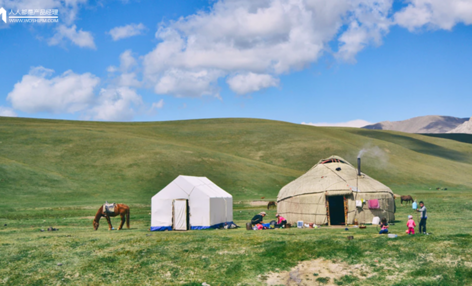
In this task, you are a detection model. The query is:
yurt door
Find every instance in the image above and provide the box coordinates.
[173,199,188,231]
[327,196,345,225]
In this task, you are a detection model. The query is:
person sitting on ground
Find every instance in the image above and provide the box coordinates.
[251,212,266,226]
[406,215,416,235]
[275,213,287,228]
[379,217,389,234]
[416,201,428,234]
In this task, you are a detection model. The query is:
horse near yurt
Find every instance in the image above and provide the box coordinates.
[93,203,130,230]
[267,201,276,210]
[401,195,414,205]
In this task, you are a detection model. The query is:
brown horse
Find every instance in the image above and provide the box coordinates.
[267,201,276,210]
[401,195,414,205]
[93,203,130,230]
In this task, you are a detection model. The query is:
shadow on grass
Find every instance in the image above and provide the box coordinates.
[422,133,472,145]
[354,131,471,163]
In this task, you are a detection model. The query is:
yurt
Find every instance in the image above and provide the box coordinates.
[277,156,395,225]
[151,175,233,231]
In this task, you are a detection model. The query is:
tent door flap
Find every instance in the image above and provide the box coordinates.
[173,199,188,231]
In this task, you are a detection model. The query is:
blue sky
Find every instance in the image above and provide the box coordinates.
[0,0,471,126]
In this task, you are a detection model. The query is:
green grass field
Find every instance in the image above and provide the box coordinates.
[1,117,472,285]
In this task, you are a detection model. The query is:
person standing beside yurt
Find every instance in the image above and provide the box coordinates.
[416,201,428,234]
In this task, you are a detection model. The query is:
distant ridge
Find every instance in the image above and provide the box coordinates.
[448,117,472,134]
[363,115,469,134]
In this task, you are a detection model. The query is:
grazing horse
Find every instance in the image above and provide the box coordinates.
[267,201,276,210]
[401,195,414,205]
[93,203,130,230]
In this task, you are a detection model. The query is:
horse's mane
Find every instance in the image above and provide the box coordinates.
[93,205,102,222]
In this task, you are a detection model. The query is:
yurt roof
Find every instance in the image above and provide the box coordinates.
[277,155,393,201]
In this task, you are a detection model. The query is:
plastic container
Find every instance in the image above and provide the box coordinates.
[297,221,303,228]
[388,234,398,238]
[372,216,380,225]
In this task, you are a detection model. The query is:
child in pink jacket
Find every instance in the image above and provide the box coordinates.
[406,215,416,235]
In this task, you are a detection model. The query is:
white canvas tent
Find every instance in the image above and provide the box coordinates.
[151,175,233,231]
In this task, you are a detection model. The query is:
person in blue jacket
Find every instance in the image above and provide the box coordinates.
[416,201,428,234]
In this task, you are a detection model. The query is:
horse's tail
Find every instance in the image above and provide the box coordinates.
[126,208,130,229]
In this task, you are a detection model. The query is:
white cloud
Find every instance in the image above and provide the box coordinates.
[6,60,146,121]
[226,73,279,94]
[336,0,392,62]
[86,50,145,121]
[337,23,390,62]
[395,0,472,31]
[107,50,138,74]
[7,66,100,114]
[87,87,142,121]
[108,23,146,41]
[151,99,164,110]
[119,50,137,71]
[143,0,395,97]
[107,50,141,88]
[0,107,17,117]
[302,119,372,128]
[49,25,96,49]
[117,73,141,88]
[153,69,223,98]
[107,66,118,73]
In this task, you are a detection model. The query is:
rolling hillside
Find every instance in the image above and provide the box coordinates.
[1,117,472,208]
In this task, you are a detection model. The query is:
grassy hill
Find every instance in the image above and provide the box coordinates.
[2,117,472,285]
[1,116,472,208]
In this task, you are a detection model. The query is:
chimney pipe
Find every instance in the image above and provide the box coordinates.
[357,157,361,176]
